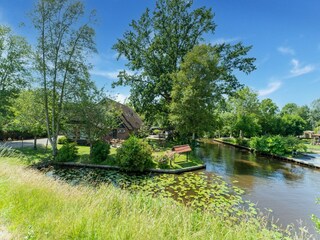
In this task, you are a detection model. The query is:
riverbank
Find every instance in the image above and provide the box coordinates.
[51,161,206,174]
[0,157,295,239]
[208,138,320,169]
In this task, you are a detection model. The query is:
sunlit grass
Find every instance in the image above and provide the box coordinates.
[0,157,302,240]
[305,144,320,153]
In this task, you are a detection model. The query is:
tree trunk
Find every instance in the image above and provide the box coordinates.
[33,136,37,150]
[51,136,58,160]
[89,141,93,160]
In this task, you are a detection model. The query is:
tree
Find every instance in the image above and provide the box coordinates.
[32,0,96,159]
[281,103,312,131]
[113,0,216,126]
[228,87,261,138]
[0,25,31,131]
[310,99,320,129]
[10,90,46,149]
[169,45,256,139]
[280,114,306,136]
[259,98,280,135]
[280,103,299,116]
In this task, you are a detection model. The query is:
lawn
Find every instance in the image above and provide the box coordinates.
[305,143,320,153]
[15,142,203,170]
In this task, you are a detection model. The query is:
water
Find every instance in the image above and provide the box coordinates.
[196,141,320,234]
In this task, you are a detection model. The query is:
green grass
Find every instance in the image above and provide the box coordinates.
[305,143,320,153]
[0,157,303,240]
[14,143,202,170]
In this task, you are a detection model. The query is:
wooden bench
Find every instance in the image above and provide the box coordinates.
[172,144,192,161]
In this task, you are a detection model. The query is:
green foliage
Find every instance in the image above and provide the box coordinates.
[249,135,306,155]
[170,45,255,138]
[0,25,31,131]
[113,0,216,126]
[91,140,110,163]
[312,198,320,233]
[9,90,46,137]
[57,136,70,145]
[116,136,155,171]
[56,142,78,162]
[32,0,96,159]
[258,98,281,135]
[280,114,307,136]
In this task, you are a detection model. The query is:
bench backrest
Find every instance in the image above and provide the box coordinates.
[172,144,192,153]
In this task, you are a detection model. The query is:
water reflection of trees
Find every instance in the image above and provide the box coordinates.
[199,143,304,190]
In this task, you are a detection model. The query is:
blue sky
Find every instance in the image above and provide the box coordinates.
[1,0,319,108]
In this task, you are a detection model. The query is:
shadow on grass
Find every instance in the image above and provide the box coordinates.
[16,147,52,164]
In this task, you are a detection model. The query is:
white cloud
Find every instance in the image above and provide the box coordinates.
[277,46,295,56]
[289,58,315,78]
[211,37,239,45]
[91,70,120,80]
[258,81,282,97]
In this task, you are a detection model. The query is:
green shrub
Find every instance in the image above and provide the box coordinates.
[91,140,110,163]
[235,138,249,147]
[249,135,306,156]
[58,136,70,145]
[116,136,155,172]
[56,142,78,162]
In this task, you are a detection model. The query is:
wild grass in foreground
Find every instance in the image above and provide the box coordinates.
[0,158,312,239]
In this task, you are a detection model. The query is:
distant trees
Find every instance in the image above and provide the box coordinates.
[214,88,314,138]
[0,25,31,131]
[10,90,46,149]
[310,99,320,129]
[32,0,96,158]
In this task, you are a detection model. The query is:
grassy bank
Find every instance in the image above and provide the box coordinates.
[16,144,203,170]
[0,157,303,239]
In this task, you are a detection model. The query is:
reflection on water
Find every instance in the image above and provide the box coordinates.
[196,142,320,234]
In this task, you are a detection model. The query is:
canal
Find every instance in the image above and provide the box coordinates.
[196,141,320,234]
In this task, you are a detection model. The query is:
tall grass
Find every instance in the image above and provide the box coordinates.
[0,144,20,158]
[0,157,311,239]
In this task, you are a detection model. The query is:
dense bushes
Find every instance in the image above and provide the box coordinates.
[249,135,306,155]
[56,142,78,162]
[116,136,155,171]
[91,140,110,163]
[58,136,70,145]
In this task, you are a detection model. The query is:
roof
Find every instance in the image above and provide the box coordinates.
[107,99,143,131]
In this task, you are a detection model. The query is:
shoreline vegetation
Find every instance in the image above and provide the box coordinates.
[13,139,205,173]
[0,155,311,239]
[203,138,320,169]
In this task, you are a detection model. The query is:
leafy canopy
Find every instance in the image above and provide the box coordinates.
[113,0,216,125]
[169,45,255,138]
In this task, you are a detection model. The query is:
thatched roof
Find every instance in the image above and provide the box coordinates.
[107,99,143,131]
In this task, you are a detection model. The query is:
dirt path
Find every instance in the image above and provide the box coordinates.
[0,138,50,149]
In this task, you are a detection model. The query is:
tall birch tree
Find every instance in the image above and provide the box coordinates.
[32,0,96,158]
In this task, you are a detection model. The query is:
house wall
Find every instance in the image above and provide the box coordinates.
[104,128,131,141]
